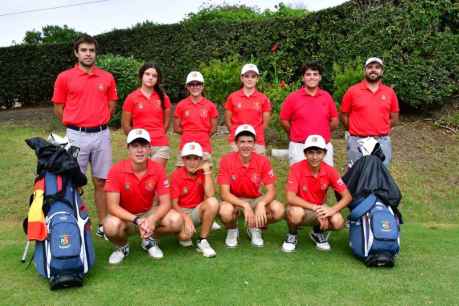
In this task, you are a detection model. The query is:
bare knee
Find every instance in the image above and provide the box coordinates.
[219,202,236,222]
[329,213,345,230]
[286,206,305,225]
[268,200,285,221]
[203,197,219,214]
[162,210,183,232]
[103,215,125,237]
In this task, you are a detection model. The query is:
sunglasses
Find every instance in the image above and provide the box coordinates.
[187,82,203,87]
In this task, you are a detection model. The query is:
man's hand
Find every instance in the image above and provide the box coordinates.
[243,203,255,228]
[182,214,196,237]
[254,202,268,228]
[199,161,212,173]
[318,217,329,231]
[315,205,336,219]
[136,217,151,238]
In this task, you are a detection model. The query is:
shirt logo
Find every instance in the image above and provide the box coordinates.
[251,173,260,184]
[381,94,387,101]
[145,180,154,191]
[184,110,190,117]
[381,220,392,231]
[124,183,131,190]
[163,179,169,188]
[182,187,189,195]
[236,102,242,109]
[231,175,237,181]
[321,183,328,190]
[137,103,144,110]
[200,109,208,118]
[254,101,261,110]
[302,185,308,192]
[97,83,106,92]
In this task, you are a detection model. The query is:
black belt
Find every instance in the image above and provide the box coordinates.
[350,134,388,138]
[67,124,107,133]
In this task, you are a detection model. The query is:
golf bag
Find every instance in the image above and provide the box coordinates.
[348,194,400,267]
[25,136,95,290]
[342,139,402,267]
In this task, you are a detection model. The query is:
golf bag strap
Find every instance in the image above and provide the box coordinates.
[350,194,377,221]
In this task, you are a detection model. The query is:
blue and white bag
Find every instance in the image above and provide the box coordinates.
[348,194,400,267]
[33,172,95,289]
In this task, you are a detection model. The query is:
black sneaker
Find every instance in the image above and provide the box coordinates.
[281,233,298,253]
[96,225,108,240]
[309,230,331,251]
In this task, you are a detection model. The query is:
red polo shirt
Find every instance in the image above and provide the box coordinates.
[174,96,218,153]
[279,88,338,143]
[225,89,271,145]
[340,80,399,136]
[52,65,118,127]
[170,167,205,209]
[123,89,171,146]
[217,152,276,198]
[287,160,347,205]
[105,159,169,214]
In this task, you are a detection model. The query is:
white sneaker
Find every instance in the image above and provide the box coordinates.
[96,225,109,240]
[309,230,331,251]
[211,221,222,230]
[108,244,129,264]
[179,239,193,247]
[281,234,298,253]
[196,239,216,258]
[141,237,164,259]
[225,228,239,248]
[247,228,264,247]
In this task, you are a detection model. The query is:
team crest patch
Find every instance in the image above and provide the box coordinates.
[145,180,154,191]
[184,110,190,117]
[124,183,131,190]
[137,103,144,110]
[302,185,308,192]
[59,234,71,249]
[381,220,392,231]
[182,187,189,194]
[236,102,242,109]
[320,183,327,190]
[381,94,387,101]
[251,173,260,184]
[200,109,208,118]
[231,175,237,181]
[97,83,106,91]
[254,101,261,110]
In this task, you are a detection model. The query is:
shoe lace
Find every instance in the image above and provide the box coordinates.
[199,239,210,248]
[315,232,330,243]
[286,234,297,244]
[144,237,158,249]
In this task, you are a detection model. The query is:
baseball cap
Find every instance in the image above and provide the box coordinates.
[365,57,384,67]
[241,63,259,75]
[181,142,203,157]
[127,128,151,144]
[234,124,256,138]
[186,71,204,84]
[304,135,327,151]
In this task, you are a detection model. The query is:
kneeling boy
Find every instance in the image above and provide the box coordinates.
[282,135,352,252]
[171,142,219,258]
[104,129,183,264]
[218,124,285,248]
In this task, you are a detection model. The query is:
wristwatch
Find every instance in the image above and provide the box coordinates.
[132,216,140,225]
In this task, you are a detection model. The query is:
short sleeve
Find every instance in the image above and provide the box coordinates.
[51,73,67,104]
[327,94,338,118]
[104,166,122,192]
[108,75,118,101]
[261,157,276,185]
[164,95,172,109]
[340,89,352,113]
[390,90,399,112]
[328,167,347,193]
[209,102,219,118]
[169,171,181,200]
[224,95,234,111]
[174,102,182,118]
[262,95,272,112]
[279,94,293,120]
[286,167,299,193]
[156,167,170,196]
[217,156,230,185]
[122,94,135,112]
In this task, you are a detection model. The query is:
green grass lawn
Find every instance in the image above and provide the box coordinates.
[0,122,458,305]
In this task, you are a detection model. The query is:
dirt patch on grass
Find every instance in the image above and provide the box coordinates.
[0,106,54,126]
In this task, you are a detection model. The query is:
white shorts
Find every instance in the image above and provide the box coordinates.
[288,141,334,166]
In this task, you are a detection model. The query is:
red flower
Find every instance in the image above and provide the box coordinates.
[271,43,280,53]
[279,80,286,89]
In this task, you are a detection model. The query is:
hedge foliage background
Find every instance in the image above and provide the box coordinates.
[0,0,457,110]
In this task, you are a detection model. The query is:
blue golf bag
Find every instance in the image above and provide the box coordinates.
[33,172,96,289]
[348,194,400,267]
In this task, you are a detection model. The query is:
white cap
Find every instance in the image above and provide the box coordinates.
[304,135,327,151]
[235,124,256,138]
[127,128,151,144]
[241,63,259,75]
[365,57,384,67]
[186,71,204,84]
[181,142,203,157]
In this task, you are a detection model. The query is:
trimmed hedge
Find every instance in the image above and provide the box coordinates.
[0,0,457,109]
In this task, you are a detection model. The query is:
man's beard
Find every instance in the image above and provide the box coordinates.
[365,73,382,83]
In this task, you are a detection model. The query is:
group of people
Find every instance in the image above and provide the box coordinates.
[52,35,399,264]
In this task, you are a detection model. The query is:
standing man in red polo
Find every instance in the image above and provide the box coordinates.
[218,124,285,248]
[340,57,399,167]
[52,35,118,238]
[280,63,339,166]
[225,63,271,154]
[174,71,218,167]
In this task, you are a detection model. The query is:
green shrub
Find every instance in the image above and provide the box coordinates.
[199,54,245,106]
[96,54,142,127]
[332,59,363,105]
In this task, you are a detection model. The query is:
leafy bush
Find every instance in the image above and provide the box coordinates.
[332,58,363,105]
[96,54,142,127]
